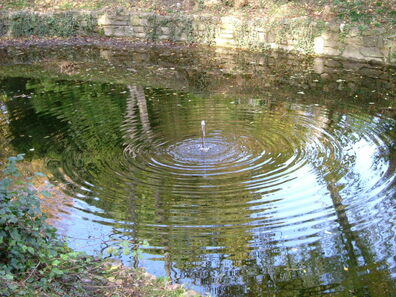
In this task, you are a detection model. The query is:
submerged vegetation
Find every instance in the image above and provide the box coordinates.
[0,155,198,297]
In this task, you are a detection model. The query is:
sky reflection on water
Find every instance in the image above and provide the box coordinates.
[0,46,395,296]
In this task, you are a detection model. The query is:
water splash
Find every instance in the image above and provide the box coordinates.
[200,120,209,152]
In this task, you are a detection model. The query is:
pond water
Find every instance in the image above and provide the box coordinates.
[0,45,395,296]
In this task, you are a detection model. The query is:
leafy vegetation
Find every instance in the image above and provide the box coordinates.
[0,154,85,295]
[5,11,98,37]
[0,155,197,297]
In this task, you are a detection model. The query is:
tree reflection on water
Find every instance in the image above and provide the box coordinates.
[0,46,395,296]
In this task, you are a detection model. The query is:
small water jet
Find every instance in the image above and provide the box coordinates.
[200,120,209,152]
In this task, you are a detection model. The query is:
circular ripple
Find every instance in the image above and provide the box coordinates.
[120,110,344,197]
[168,135,243,165]
[2,58,396,297]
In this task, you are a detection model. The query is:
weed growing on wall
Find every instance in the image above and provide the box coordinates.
[144,14,193,42]
[269,18,326,54]
[8,11,98,37]
[0,14,7,37]
[190,16,219,45]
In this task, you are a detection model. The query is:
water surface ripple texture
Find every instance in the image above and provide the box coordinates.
[0,47,395,297]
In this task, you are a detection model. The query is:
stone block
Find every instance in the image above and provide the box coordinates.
[178,32,188,41]
[130,16,141,26]
[99,49,112,59]
[313,57,324,74]
[341,61,364,71]
[279,38,288,45]
[327,22,341,32]
[103,26,126,36]
[221,29,234,35]
[362,28,385,36]
[367,57,385,63]
[220,16,238,31]
[133,26,145,33]
[323,47,342,56]
[257,31,266,43]
[221,23,236,31]
[345,37,363,46]
[159,35,169,40]
[98,14,111,26]
[386,34,396,40]
[320,73,330,79]
[98,14,128,26]
[124,26,134,37]
[347,27,360,37]
[362,36,382,47]
[360,47,382,58]
[267,33,276,43]
[135,32,147,38]
[215,37,235,47]
[323,36,341,49]
[197,23,206,31]
[161,27,170,35]
[221,16,238,24]
[359,67,383,78]
[278,44,293,51]
[324,59,342,68]
[219,32,233,39]
[321,32,339,41]
[342,45,365,60]
[383,38,396,64]
[314,36,325,54]
[131,16,148,26]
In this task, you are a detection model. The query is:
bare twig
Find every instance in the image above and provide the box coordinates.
[22,261,41,284]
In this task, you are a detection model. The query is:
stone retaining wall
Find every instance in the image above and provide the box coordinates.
[99,12,396,65]
[0,10,395,65]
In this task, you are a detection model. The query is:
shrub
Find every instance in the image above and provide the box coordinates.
[9,11,98,37]
[0,155,93,296]
[0,155,193,297]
